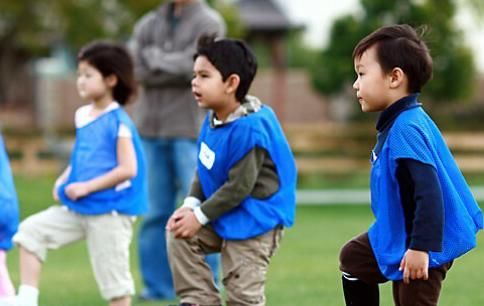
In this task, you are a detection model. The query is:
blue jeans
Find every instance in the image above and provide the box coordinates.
[138,137,220,300]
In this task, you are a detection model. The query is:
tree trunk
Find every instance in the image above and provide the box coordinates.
[0,35,34,109]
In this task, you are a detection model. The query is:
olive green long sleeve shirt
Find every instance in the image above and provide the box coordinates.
[184,96,281,223]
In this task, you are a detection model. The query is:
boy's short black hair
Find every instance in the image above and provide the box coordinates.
[353,24,433,94]
[194,35,257,102]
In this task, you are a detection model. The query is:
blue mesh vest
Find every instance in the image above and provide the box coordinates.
[369,106,483,280]
[0,135,19,250]
[58,108,148,215]
[197,105,297,240]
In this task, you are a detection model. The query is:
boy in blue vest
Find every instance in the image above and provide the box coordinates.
[166,35,297,306]
[339,24,483,306]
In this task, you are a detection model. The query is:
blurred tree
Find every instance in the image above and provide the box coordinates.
[310,0,479,105]
[460,0,484,20]
[249,30,317,69]
[0,1,48,106]
[0,0,242,107]
[285,30,319,69]
[210,0,246,38]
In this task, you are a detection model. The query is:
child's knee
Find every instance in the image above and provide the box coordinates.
[339,240,354,269]
[13,219,47,262]
[166,230,192,257]
[224,264,265,306]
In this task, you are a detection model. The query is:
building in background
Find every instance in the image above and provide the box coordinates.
[235,0,328,123]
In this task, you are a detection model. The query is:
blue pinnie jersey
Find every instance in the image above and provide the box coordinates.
[369,106,483,280]
[58,108,147,216]
[197,105,297,240]
[0,135,19,250]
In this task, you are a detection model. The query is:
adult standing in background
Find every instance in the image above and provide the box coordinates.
[130,0,225,301]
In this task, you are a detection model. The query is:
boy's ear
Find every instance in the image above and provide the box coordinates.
[389,67,406,89]
[105,74,118,88]
[224,74,240,95]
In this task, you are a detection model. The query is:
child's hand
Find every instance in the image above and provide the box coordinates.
[166,207,191,231]
[65,182,90,200]
[399,249,429,284]
[52,178,65,202]
[167,208,201,239]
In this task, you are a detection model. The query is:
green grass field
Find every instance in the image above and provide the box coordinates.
[6,175,484,306]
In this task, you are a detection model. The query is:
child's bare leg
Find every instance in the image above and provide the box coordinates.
[109,296,130,306]
[19,247,41,288]
[7,247,42,306]
[0,250,15,297]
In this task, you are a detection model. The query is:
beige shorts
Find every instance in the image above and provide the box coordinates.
[13,205,135,300]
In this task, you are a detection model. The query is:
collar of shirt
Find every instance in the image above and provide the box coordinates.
[163,0,203,20]
[376,93,422,132]
[211,95,262,127]
[75,101,120,128]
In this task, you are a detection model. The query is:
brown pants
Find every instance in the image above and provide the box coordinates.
[339,232,452,306]
[167,226,283,306]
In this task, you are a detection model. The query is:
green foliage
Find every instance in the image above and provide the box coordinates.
[211,0,246,38]
[461,0,484,20]
[248,31,319,69]
[285,31,319,68]
[0,0,243,106]
[0,0,156,52]
[0,0,242,51]
[310,0,477,103]
[310,16,368,94]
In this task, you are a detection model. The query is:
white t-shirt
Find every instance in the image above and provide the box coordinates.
[75,102,132,137]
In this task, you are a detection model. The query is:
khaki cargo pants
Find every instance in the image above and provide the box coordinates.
[167,225,283,306]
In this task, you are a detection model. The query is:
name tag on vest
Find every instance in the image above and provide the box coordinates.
[199,142,215,170]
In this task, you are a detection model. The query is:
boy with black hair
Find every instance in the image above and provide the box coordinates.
[166,35,297,306]
[339,24,483,306]
[130,0,224,300]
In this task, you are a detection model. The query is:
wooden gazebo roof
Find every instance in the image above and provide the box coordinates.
[236,0,293,34]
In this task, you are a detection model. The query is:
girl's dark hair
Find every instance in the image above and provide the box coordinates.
[194,34,257,102]
[77,40,136,105]
[353,24,433,93]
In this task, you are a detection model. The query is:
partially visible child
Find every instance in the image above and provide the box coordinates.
[0,134,19,300]
[339,24,483,306]
[0,41,147,306]
[166,35,297,306]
